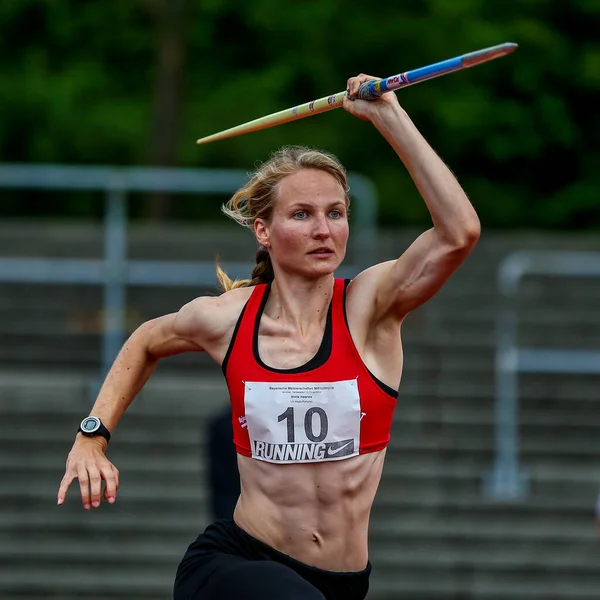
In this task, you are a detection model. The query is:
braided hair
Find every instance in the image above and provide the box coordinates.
[217,145,350,292]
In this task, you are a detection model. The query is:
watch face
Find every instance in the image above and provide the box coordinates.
[81,417,100,433]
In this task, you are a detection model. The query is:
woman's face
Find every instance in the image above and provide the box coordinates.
[255,168,349,280]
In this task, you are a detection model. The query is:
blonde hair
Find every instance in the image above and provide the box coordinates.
[217,145,350,291]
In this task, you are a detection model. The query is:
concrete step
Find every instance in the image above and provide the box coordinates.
[370,544,600,573]
[374,490,599,519]
[370,516,595,544]
[369,571,600,600]
[420,316,600,349]
[0,509,209,534]
[379,462,599,498]
[428,278,600,305]
[382,457,600,484]
[388,436,600,461]
[0,569,174,600]
[1,539,186,562]
[1,595,167,600]
[0,595,167,600]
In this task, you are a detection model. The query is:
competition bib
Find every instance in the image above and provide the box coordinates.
[243,380,361,464]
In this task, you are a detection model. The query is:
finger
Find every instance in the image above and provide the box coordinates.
[101,464,118,504]
[103,486,112,503]
[77,467,91,510]
[346,77,354,96]
[346,76,360,98]
[88,467,103,508]
[57,472,76,506]
[347,74,380,97]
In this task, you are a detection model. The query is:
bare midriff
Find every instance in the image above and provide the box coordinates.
[233,448,386,572]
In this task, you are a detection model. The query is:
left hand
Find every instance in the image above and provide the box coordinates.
[343,73,401,122]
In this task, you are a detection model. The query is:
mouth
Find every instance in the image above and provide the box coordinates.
[308,247,335,256]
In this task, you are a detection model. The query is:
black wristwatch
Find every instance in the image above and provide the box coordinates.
[78,416,111,443]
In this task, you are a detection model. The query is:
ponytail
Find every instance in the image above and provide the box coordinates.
[249,246,274,286]
[216,246,274,292]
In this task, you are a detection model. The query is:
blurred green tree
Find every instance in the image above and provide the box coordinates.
[0,0,597,229]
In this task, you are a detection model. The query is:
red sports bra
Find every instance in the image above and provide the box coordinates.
[222,278,397,464]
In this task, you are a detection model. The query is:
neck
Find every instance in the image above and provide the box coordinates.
[266,275,334,336]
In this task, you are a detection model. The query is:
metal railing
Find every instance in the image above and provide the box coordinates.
[0,164,378,380]
[485,250,600,499]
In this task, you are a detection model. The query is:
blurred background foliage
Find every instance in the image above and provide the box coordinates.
[0,0,598,228]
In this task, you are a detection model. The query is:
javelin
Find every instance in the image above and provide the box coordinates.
[196,42,517,146]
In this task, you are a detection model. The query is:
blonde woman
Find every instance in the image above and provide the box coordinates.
[58,74,480,600]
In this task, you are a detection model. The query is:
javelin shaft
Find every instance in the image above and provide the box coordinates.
[196,42,517,145]
[197,91,347,145]
[357,42,517,99]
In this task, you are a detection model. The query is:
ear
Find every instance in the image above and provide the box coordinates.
[254,218,270,248]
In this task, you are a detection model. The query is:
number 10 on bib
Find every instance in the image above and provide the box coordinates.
[243,380,361,464]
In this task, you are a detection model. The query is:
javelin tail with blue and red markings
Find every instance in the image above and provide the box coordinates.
[196,42,517,146]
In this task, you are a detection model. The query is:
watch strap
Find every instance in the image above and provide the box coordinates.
[78,417,111,443]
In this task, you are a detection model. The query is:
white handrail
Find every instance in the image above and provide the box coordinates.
[485,250,600,499]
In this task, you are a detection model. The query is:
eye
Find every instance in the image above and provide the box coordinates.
[293,211,308,219]
[329,209,343,218]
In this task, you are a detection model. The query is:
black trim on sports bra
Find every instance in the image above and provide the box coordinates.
[342,278,399,399]
[253,282,333,374]
[221,302,248,375]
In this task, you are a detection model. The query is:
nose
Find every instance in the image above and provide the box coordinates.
[312,213,331,239]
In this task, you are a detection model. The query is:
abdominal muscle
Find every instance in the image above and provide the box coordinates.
[233,448,387,572]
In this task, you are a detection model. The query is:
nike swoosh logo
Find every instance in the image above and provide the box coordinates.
[327,440,354,456]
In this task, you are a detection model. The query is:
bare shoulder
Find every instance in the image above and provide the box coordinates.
[175,286,254,348]
[345,261,395,323]
[344,262,404,387]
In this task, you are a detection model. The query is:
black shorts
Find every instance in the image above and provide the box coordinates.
[173,519,371,600]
